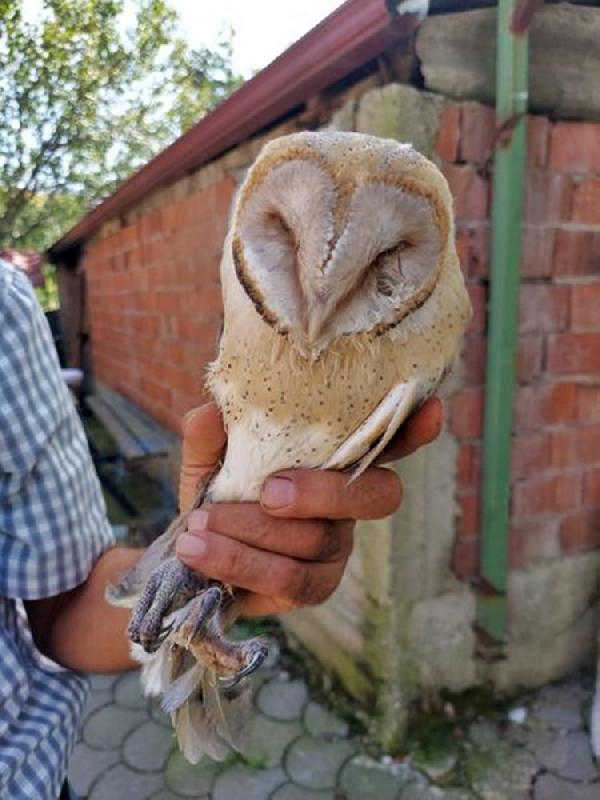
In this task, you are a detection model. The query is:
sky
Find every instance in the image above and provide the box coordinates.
[20,1,345,78]
[170,0,344,78]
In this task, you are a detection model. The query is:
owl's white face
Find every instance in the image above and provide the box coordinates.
[231,131,450,359]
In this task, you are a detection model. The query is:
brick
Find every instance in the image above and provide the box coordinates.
[552,229,600,277]
[514,382,577,431]
[154,291,186,315]
[521,226,554,278]
[212,176,237,217]
[583,468,600,505]
[131,314,162,338]
[572,177,600,224]
[509,518,560,569]
[163,342,188,369]
[526,115,550,169]
[549,122,600,173]
[442,163,490,221]
[174,317,221,348]
[513,473,580,519]
[455,225,490,279]
[467,283,487,334]
[435,104,461,162]
[457,491,480,537]
[518,284,569,334]
[452,537,479,580]
[511,433,551,479]
[560,510,600,555]
[457,442,481,488]
[161,365,204,396]
[517,335,544,384]
[139,376,171,408]
[524,170,572,224]
[140,209,165,242]
[178,288,224,318]
[459,102,495,165]
[550,426,600,468]
[449,388,484,440]
[571,283,600,331]
[547,333,600,375]
[576,385,600,423]
[462,335,486,386]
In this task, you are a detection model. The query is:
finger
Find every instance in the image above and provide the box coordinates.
[187,505,350,563]
[260,466,402,520]
[179,403,226,512]
[176,524,353,606]
[377,397,443,464]
[238,593,301,617]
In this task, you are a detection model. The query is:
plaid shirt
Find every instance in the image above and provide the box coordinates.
[0,260,114,799]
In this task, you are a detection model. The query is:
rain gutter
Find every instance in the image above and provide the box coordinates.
[477,0,529,646]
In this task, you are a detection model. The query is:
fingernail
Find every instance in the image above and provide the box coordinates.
[261,476,295,510]
[177,533,207,560]
[187,509,209,532]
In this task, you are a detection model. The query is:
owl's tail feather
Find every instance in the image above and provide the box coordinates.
[173,669,254,764]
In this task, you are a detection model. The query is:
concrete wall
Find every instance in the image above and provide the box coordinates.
[80,68,600,746]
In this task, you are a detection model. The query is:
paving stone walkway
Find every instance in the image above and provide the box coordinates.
[69,650,600,800]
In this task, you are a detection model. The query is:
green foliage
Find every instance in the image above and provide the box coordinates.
[34,263,59,311]
[0,0,243,252]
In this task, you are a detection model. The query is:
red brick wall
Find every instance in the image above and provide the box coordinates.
[82,98,599,575]
[435,103,600,577]
[84,177,235,432]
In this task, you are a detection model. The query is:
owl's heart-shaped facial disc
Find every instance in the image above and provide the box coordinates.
[232,145,445,357]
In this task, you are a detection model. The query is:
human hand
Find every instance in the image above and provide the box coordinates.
[176,398,442,617]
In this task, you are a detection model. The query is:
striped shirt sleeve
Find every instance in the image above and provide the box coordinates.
[0,261,114,599]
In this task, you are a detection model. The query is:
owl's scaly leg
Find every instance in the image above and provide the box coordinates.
[128,557,208,653]
[173,600,269,687]
[167,586,224,647]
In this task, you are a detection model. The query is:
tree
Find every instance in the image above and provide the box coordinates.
[0,0,243,252]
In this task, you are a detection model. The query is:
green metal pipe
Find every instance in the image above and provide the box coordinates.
[477,0,528,644]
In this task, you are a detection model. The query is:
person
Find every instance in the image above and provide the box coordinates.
[0,255,442,799]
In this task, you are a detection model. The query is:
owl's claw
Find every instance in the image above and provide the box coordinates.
[218,642,269,689]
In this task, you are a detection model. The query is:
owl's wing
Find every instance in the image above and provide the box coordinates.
[322,379,420,479]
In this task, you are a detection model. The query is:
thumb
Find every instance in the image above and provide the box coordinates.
[179,402,226,512]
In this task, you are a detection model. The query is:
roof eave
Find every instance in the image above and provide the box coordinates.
[48,0,418,260]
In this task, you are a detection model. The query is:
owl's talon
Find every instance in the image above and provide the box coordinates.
[218,640,269,689]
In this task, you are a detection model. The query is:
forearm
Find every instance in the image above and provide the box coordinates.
[26,547,142,673]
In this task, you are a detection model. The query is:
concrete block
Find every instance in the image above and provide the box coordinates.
[417,5,600,121]
[355,84,444,156]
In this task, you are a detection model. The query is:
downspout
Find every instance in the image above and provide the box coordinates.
[477,0,529,646]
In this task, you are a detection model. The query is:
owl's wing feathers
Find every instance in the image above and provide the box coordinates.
[322,378,420,478]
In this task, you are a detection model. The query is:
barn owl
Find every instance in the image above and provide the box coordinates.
[108,130,472,763]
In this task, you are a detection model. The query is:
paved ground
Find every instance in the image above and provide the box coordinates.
[69,637,600,800]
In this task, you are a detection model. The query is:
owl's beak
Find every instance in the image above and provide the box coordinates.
[306,312,325,344]
[305,302,332,348]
